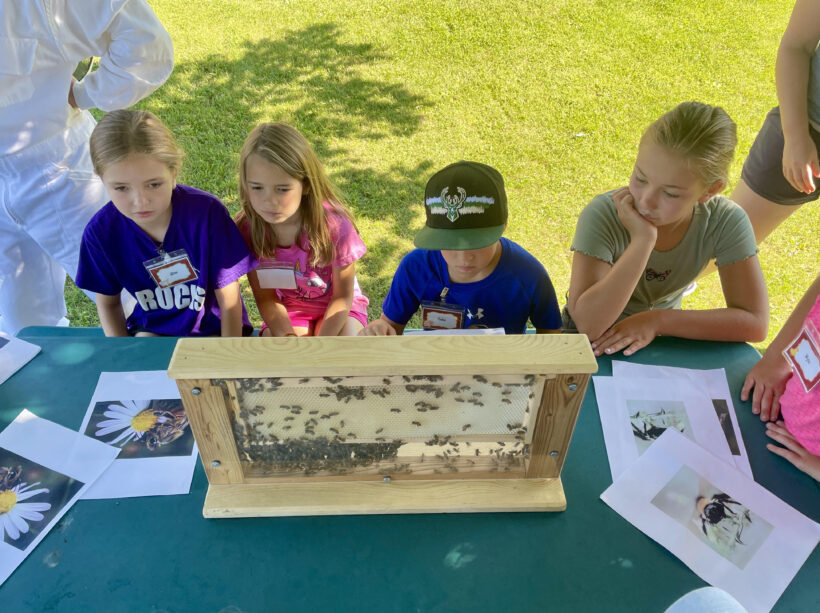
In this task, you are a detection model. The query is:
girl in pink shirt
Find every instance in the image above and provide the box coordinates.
[235,123,368,336]
[742,272,820,480]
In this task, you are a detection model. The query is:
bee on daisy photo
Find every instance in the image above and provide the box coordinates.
[0,450,83,551]
[84,399,194,459]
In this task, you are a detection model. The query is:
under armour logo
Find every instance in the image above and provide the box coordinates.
[467,308,484,320]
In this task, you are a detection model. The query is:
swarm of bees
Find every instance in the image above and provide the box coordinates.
[220,372,538,477]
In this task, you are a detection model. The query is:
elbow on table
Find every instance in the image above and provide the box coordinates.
[568,308,608,342]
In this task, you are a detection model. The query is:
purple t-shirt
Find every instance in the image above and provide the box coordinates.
[76,185,258,336]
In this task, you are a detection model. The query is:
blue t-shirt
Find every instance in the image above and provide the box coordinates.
[76,185,257,336]
[382,238,562,334]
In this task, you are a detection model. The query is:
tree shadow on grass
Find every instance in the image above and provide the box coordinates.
[141,23,434,322]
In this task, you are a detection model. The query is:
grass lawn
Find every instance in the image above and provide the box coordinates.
[65,0,818,348]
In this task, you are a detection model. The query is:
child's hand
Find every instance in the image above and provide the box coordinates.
[358,318,398,336]
[740,353,792,422]
[765,421,820,481]
[782,132,820,194]
[590,310,660,357]
[612,187,657,243]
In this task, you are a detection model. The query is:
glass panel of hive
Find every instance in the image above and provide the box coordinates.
[213,374,546,479]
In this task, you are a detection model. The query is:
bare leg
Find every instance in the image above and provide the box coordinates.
[135,330,159,337]
[311,316,364,336]
[730,179,803,243]
[260,326,309,337]
[699,179,803,278]
[338,316,365,336]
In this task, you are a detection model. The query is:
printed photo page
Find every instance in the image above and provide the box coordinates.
[601,429,819,613]
[0,410,118,586]
[78,371,197,499]
[611,361,752,477]
[593,376,735,482]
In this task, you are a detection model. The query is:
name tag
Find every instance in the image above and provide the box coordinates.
[783,321,820,392]
[421,300,465,330]
[257,263,297,290]
[143,250,198,289]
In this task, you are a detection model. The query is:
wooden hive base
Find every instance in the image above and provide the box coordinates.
[202,478,566,517]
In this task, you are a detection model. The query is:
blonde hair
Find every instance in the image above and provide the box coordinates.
[89,109,184,177]
[236,122,355,266]
[643,101,737,187]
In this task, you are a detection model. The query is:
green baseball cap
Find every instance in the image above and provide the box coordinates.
[414,161,507,251]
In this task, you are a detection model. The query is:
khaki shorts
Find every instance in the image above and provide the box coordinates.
[740,106,820,206]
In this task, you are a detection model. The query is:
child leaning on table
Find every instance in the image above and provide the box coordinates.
[563,101,769,356]
[75,110,257,337]
[234,122,369,337]
[359,161,562,336]
[741,273,820,481]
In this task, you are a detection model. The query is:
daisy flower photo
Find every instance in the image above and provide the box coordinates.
[0,450,83,551]
[0,481,51,547]
[85,399,194,459]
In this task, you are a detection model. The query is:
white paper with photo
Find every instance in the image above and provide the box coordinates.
[594,376,735,482]
[0,410,118,586]
[611,361,752,477]
[601,429,820,613]
[79,371,197,499]
[0,334,40,385]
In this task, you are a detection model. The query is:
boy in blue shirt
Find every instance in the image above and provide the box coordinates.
[360,161,562,335]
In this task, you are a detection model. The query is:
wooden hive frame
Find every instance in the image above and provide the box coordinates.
[167,334,597,517]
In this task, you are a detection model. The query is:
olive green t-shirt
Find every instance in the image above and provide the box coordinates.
[568,191,757,321]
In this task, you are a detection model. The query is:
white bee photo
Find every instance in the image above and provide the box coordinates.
[0,410,118,587]
[611,361,752,477]
[593,376,735,481]
[601,429,820,613]
[78,371,198,500]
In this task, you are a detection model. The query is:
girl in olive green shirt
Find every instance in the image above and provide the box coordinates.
[564,102,769,357]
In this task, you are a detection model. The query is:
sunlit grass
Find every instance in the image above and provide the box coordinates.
[65,0,817,348]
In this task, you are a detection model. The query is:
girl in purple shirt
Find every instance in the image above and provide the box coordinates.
[76,110,256,336]
[235,123,368,336]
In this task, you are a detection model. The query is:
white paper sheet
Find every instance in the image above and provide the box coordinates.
[0,335,40,385]
[611,361,752,477]
[78,371,197,499]
[593,376,735,482]
[601,429,820,613]
[0,410,118,586]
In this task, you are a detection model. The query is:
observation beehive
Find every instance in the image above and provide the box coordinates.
[167,334,596,517]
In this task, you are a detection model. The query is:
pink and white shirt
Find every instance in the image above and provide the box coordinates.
[781,294,820,455]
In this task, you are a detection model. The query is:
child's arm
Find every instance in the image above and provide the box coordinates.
[742,273,820,420]
[776,0,820,193]
[215,281,244,337]
[96,293,128,337]
[567,188,657,340]
[765,421,820,481]
[592,255,769,356]
[316,263,356,336]
[359,314,405,336]
[247,270,297,336]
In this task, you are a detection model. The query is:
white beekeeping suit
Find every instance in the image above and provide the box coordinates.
[0,0,173,335]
